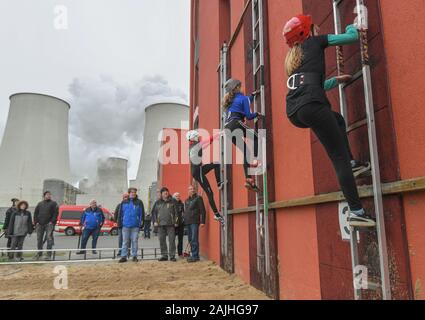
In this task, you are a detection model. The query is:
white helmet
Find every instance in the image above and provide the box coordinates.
[186,130,199,142]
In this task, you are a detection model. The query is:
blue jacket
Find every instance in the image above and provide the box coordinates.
[120,198,145,229]
[80,207,105,230]
[225,93,258,123]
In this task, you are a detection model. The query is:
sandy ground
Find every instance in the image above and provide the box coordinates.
[0,260,270,300]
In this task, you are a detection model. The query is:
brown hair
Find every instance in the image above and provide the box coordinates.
[17,200,29,210]
[221,85,241,111]
[285,44,304,76]
[128,187,138,193]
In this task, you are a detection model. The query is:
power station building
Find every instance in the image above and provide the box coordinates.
[132,102,189,207]
[0,93,72,207]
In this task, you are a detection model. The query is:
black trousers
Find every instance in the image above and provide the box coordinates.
[175,224,185,256]
[36,223,54,257]
[9,235,26,259]
[6,235,12,249]
[192,163,220,213]
[225,120,259,178]
[289,102,362,211]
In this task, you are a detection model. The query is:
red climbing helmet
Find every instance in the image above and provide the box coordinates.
[283,14,313,47]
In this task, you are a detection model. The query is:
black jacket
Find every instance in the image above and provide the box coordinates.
[184,193,206,225]
[34,200,58,225]
[174,200,185,226]
[7,210,33,236]
[113,203,121,225]
[3,206,16,231]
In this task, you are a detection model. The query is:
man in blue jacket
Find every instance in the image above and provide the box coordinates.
[77,199,105,255]
[118,188,145,263]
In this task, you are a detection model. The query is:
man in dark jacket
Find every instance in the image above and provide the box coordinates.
[33,191,58,260]
[184,185,206,263]
[8,200,33,261]
[173,192,185,257]
[152,187,178,262]
[118,188,145,263]
[3,198,19,250]
[77,199,105,255]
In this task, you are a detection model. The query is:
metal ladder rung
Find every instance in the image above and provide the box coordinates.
[254,64,262,76]
[351,225,376,231]
[254,20,260,32]
[367,282,382,290]
[341,69,364,89]
[253,41,261,52]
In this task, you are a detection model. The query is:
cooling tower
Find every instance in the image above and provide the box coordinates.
[78,178,90,193]
[96,157,128,194]
[0,93,72,207]
[76,157,128,210]
[133,102,189,206]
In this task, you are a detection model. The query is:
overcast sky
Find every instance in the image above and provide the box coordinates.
[0,0,190,182]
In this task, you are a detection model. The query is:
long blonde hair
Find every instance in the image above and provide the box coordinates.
[285,45,304,76]
[221,86,241,110]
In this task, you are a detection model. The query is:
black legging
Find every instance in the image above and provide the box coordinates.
[289,102,362,211]
[225,119,259,178]
[333,111,354,162]
[192,163,221,213]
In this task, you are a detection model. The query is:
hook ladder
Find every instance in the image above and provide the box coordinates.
[252,0,270,275]
[219,43,229,256]
[332,0,391,300]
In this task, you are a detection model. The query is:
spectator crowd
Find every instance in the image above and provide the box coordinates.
[1,185,207,264]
